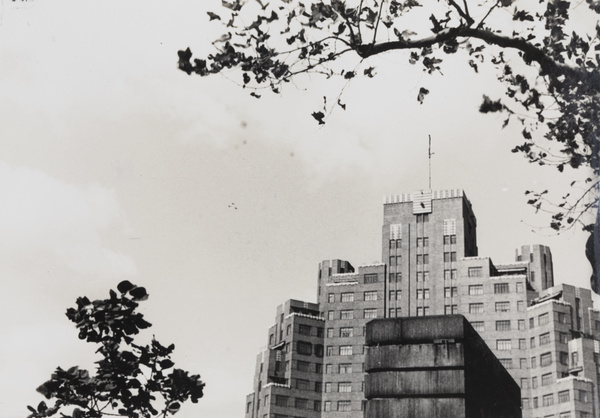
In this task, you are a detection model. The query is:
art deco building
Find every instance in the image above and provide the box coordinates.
[244,189,600,418]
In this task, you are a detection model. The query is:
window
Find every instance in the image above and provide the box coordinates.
[416,306,430,316]
[389,272,401,282]
[315,364,322,374]
[469,285,483,295]
[576,389,590,403]
[517,301,524,311]
[522,398,530,410]
[327,310,334,320]
[297,342,312,355]
[533,397,538,409]
[517,319,525,330]
[325,364,333,373]
[530,336,536,348]
[315,344,324,357]
[559,413,571,418]
[363,308,377,319]
[297,361,310,372]
[389,307,401,317]
[317,327,324,337]
[499,358,512,369]
[314,399,321,411]
[471,321,484,332]
[572,351,578,366]
[444,305,458,314]
[496,339,512,350]
[559,332,568,344]
[529,317,535,329]
[444,287,457,298]
[495,301,510,312]
[339,345,353,355]
[519,339,526,349]
[521,378,529,389]
[339,327,353,338]
[276,396,289,407]
[531,356,537,368]
[324,401,331,411]
[542,393,554,407]
[327,328,334,338]
[389,256,397,266]
[469,303,484,313]
[443,234,456,244]
[494,283,509,294]
[468,267,482,277]
[496,320,511,331]
[539,332,551,345]
[337,401,351,412]
[326,346,334,356]
[541,373,552,386]
[341,292,354,302]
[520,358,527,369]
[364,274,378,284]
[540,352,552,367]
[416,214,429,223]
[299,324,311,335]
[557,311,567,324]
[338,363,352,374]
[556,390,570,404]
[538,312,550,325]
[338,382,351,393]
[296,379,310,390]
[324,382,332,392]
[389,290,401,300]
[516,282,524,293]
[340,310,354,319]
[559,351,568,365]
[328,293,335,303]
[364,291,378,301]
[532,377,538,389]
[416,289,430,299]
[444,252,456,262]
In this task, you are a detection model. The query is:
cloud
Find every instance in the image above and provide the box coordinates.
[0,163,137,278]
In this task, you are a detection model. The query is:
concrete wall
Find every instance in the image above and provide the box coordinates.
[364,315,522,418]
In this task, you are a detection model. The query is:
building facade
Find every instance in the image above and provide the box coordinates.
[244,189,600,418]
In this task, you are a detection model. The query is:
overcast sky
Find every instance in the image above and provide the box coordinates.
[0,1,596,418]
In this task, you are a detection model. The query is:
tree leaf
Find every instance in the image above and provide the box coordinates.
[117,281,135,294]
[311,111,325,125]
[417,87,429,104]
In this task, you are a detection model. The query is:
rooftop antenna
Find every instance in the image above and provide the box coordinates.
[428,134,433,190]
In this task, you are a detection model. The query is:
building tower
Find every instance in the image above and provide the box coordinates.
[382,189,478,317]
[244,188,600,418]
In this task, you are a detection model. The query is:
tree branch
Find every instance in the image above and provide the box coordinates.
[447,0,474,26]
[356,26,599,86]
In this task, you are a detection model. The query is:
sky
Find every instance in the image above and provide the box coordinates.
[0,1,597,418]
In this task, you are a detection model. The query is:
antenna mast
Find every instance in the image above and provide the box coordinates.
[428,134,432,190]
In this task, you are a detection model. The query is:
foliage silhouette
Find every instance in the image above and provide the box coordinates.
[27,281,204,418]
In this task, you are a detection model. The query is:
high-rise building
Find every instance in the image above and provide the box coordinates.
[244,189,600,418]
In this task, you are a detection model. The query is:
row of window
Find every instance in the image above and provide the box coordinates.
[529,311,569,329]
[324,363,359,374]
[388,235,457,248]
[327,291,379,303]
[522,389,591,410]
[327,309,378,320]
[325,345,364,356]
[389,252,458,265]
[327,327,361,338]
[468,301,526,313]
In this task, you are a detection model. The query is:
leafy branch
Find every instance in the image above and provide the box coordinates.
[27,282,204,418]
